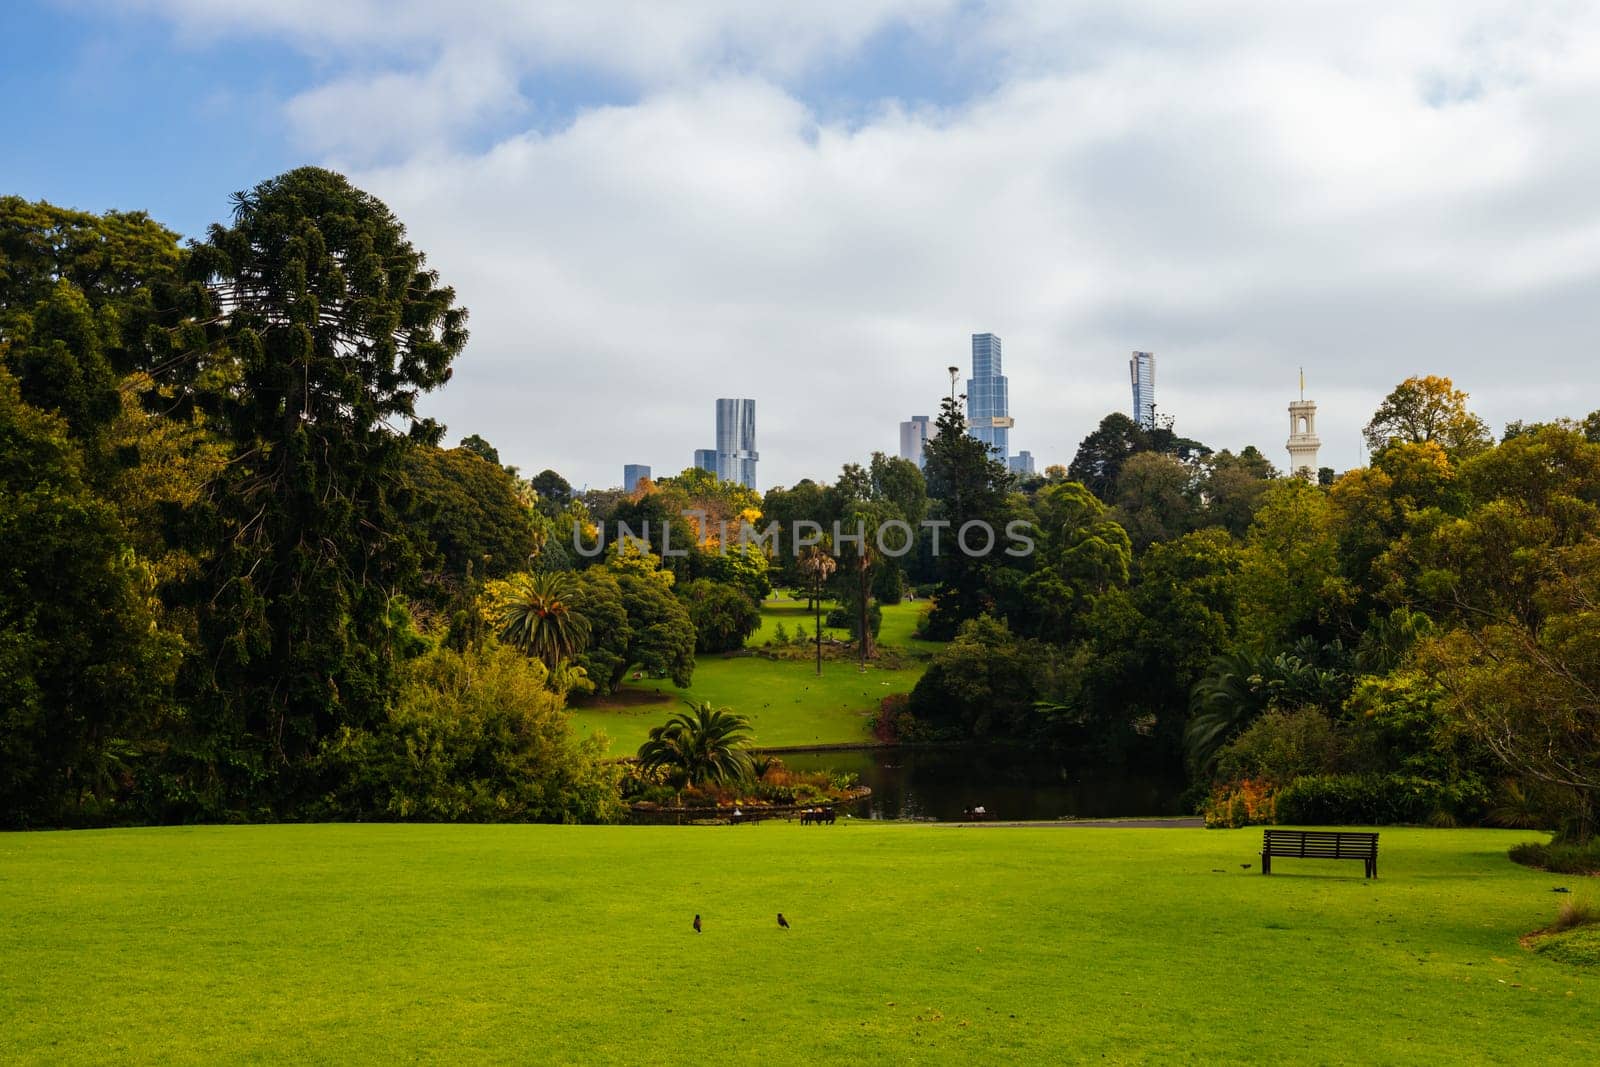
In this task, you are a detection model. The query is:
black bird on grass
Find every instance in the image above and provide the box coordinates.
[777,913,790,929]
[693,914,702,933]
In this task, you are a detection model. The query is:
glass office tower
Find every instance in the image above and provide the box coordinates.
[623,464,651,492]
[704,398,758,490]
[1130,351,1156,429]
[966,333,1010,460]
[693,449,717,474]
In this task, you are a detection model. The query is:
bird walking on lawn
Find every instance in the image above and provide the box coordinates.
[777,913,790,929]
[693,914,701,933]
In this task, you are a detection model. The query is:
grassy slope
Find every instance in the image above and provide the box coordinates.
[569,600,938,753]
[3,824,1594,1064]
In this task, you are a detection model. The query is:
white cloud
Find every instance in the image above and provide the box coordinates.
[130,0,1600,488]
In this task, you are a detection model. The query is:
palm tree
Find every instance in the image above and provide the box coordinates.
[798,546,837,676]
[496,572,591,669]
[1184,650,1272,774]
[1185,645,1350,774]
[637,702,755,789]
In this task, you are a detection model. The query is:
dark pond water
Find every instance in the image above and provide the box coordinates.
[777,745,1188,822]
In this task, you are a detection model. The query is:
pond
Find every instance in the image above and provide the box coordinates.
[776,745,1189,822]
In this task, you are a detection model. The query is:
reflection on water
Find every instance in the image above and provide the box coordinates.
[778,745,1187,822]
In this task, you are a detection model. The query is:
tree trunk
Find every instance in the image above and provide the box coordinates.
[857,558,874,666]
[814,585,823,676]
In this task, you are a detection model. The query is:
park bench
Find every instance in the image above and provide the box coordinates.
[1261,829,1378,878]
[799,807,836,826]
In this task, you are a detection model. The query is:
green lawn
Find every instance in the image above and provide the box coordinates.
[1,824,1591,1063]
[569,599,937,753]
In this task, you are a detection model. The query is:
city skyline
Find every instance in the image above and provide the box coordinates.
[13,4,1598,490]
[600,355,1349,492]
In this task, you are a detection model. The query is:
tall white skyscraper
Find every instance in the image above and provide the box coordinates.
[899,415,931,467]
[1130,351,1156,429]
[700,398,758,489]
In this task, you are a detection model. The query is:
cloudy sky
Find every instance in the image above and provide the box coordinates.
[6,1,1600,489]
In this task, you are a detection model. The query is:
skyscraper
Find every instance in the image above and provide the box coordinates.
[899,415,931,468]
[623,464,651,492]
[1007,450,1035,476]
[696,399,758,489]
[966,333,1012,460]
[1130,351,1156,429]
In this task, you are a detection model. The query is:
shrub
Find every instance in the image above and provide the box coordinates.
[873,693,912,743]
[906,615,1053,741]
[1274,773,1489,826]
[770,622,790,645]
[1203,778,1276,828]
[1552,896,1600,934]
[1488,778,1577,832]
[1509,838,1600,875]
[679,578,762,653]
[1532,926,1600,968]
[826,601,882,639]
[324,643,623,823]
[1214,709,1347,786]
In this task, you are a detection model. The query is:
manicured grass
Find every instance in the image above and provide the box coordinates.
[1533,924,1600,968]
[1,825,1592,1063]
[569,600,938,754]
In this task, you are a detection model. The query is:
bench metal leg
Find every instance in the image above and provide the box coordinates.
[1261,852,1270,875]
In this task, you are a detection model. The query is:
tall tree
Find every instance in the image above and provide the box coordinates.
[798,545,838,675]
[0,197,193,447]
[921,390,1014,638]
[1427,540,1600,841]
[1200,446,1276,536]
[0,367,180,826]
[457,433,501,467]
[406,445,538,590]
[1235,479,1348,651]
[1112,451,1198,550]
[530,469,574,517]
[1069,412,1210,502]
[1363,375,1492,457]
[181,167,467,812]
[573,569,696,693]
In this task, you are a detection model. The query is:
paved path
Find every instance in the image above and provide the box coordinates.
[936,817,1204,829]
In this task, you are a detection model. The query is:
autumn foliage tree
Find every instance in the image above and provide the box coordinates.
[1362,375,1492,457]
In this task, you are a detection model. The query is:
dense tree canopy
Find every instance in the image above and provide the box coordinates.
[406,445,538,586]
[0,368,180,825]
[5,170,1600,843]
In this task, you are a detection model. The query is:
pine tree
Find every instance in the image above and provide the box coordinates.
[181,168,467,813]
